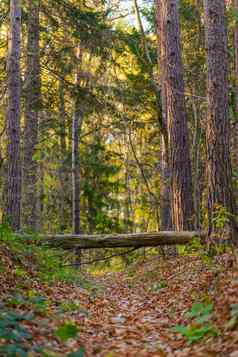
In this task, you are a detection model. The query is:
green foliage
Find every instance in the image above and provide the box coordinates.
[0,224,88,285]
[172,303,219,344]
[6,292,48,314]
[55,323,79,342]
[81,140,123,233]
[59,302,88,316]
[212,204,231,229]
[0,310,33,357]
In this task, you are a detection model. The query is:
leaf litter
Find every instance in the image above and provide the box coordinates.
[1,249,238,356]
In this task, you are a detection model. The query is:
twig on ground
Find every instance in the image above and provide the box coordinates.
[63,247,140,267]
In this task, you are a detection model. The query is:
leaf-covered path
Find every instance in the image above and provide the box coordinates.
[70,256,238,356]
[1,252,238,356]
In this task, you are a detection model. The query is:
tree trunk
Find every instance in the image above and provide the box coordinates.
[58,79,69,232]
[155,0,172,230]
[204,0,237,241]
[191,97,202,230]
[234,0,238,180]
[22,0,40,230]
[160,0,194,230]
[72,46,84,264]
[72,101,82,235]
[5,0,21,231]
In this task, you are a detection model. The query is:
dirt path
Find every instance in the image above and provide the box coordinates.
[82,273,173,356]
[74,256,238,357]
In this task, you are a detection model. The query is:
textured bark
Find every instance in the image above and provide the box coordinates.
[72,101,82,235]
[5,0,21,231]
[22,0,41,230]
[58,79,69,231]
[192,98,202,230]
[155,0,172,230]
[204,0,237,240]
[43,231,205,249]
[235,0,238,113]
[234,0,238,175]
[72,46,83,236]
[160,0,194,230]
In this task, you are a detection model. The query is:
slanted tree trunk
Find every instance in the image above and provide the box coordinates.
[204,0,237,240]
[155,0,172,230]
[5,0,21,230]
[160,0,194,230]
[22,0,40,230]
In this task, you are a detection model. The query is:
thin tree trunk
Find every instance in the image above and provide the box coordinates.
[58,79,69,232]
[5,0,21,231]
[22,0,40,230]
[72,45,83,263]
[192,98,201,230]
[160,0,194,230]
[204,0,237,240]
[72,103,82,235]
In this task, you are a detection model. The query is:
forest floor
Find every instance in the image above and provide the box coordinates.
[1,245,238,356]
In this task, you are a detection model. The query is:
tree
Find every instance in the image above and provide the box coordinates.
[155,0,172,230]
[204,0,237,240]
[72,45,83,236]
[4,0,21,230]
[22,0,41,230]
[234,0,238,173]
[159,0,194,230]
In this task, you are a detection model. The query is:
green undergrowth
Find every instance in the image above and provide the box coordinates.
[172,302,219,344]
[0,224,90,286]
[0,224,92,356]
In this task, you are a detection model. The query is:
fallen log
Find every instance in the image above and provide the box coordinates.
[43,231,206,249]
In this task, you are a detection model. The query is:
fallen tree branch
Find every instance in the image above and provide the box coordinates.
[64,247,139,266]
[41,231,205,250]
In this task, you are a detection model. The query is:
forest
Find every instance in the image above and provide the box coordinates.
[0,0,238,355]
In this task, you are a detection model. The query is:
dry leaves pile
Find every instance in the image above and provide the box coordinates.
[1,249,238,357]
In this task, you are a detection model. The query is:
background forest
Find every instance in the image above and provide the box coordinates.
[0,0,237,238]
[1,0,238,356]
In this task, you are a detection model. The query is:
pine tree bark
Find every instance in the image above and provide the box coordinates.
[5,0,21,231]
[72,46,83,236]
[160,0,194,230]
[155,0,172,230]
[22,0,41,230]
[72,105,82,235]
[234,0,238,175]
[204,0,237,240]
[58,79,69,232]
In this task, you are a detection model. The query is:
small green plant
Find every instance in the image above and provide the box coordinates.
[212,204,231,229]
[172,302,219,344]
[59,301,87,316]
[55,322,79,342]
